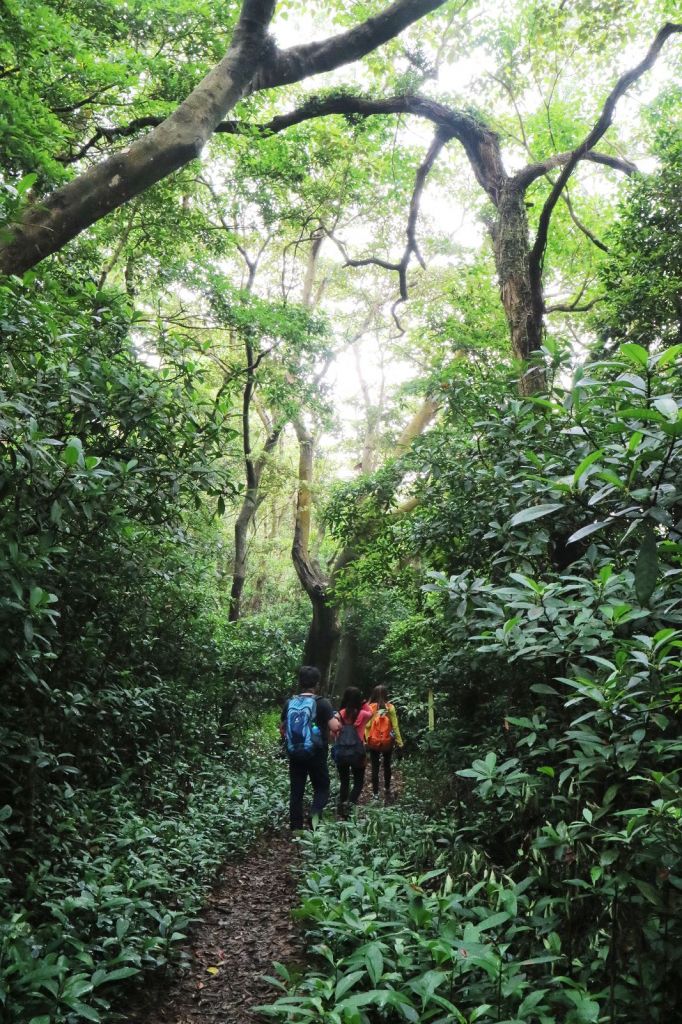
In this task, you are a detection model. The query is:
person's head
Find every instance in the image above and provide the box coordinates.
[340,686,363,719]
[298,665,321,693]
[370,684,389,707]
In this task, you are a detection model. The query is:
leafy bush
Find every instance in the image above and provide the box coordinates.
[0,741,286,1023]
[260,810,612,1024]
[287,341,682,1022]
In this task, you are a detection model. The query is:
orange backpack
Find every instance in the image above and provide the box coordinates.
[367,703,395,752]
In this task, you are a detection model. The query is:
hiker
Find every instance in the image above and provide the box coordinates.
[366,684,404,801]
[281,665,340,830]
[332,686,373,816]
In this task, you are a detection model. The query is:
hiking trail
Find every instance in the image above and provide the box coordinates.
[126,767,404,1023]
[126,832,302,1024]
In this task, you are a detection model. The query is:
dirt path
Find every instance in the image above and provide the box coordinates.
[126,832,302,1024]
[125,765,404,1024]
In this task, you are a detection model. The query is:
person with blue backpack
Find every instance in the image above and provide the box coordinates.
[281,665,340,830]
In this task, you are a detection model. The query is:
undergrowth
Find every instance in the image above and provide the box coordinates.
[260,752,681,1024]
[1,735,286,1023]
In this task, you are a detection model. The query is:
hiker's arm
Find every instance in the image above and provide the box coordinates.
[328,714,341,738]
[389,706,404,747]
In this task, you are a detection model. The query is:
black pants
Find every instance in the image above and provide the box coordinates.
[337,756,366,805]
[288,751,330,830]
[370,748,393,795]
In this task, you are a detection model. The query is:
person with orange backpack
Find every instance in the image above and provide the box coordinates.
[365,685,404,802]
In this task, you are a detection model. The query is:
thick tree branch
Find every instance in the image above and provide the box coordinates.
[395,395,441,451]
[1,0,448,276]
[514,148,638,189]
[528,23,681,282]
[0,0,277,276]
[261,93,506,201]
[251,0,449,91]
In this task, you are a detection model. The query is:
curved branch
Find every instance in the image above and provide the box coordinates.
[323,129,449,310]
[528,23,681,282]
[1,0,449,276]
[546,295,603,314]
[560,188,609,253]
[513,148,638,190]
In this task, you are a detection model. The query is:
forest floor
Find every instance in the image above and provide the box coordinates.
[125,831,303,1024]
[126,767,403,1024]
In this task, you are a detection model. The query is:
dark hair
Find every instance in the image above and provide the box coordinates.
[298,665,321,691]
[370,684,389,708]
[340,686,363,722]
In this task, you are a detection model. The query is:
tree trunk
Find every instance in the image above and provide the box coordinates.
[228,490,261,621]
[302,595,340,692]
[332,617,357,700]
[291,416,340,688]
[490,184,545,394]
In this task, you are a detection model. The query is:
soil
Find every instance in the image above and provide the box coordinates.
[125,832,303,1024]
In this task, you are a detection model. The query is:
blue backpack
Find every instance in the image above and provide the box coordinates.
[285,695,323,759]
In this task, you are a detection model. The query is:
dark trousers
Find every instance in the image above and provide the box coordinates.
[337,756,366,805]
[370,748,393,794]
[288,751,330,829]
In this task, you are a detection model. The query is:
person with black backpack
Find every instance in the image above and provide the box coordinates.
[332,687,373,817]
[281,665,340,831]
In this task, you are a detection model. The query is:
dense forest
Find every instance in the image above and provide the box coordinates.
[1,0,681,1021]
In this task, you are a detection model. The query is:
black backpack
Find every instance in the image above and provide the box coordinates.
[333,717,365,766]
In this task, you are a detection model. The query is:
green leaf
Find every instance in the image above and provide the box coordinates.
[653,344,682,368]
[365,944,383,985]
[573,449,603,487]
[99,966,141,983]
[335,971,365,1001]
[509,503,563,526]
[62,437,83,467]
[477,911,510,931]
[566,519,612,545]
[635,527,658,605]
[653,396,679,422]
[17,173,38,195]
[65,1004,100,1022]
[634,880,661,906]
[619,343,649,367]
[509,572,542,593]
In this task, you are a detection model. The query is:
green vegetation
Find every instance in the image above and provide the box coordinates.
[1,0,681,1021]
[262,344,682,1023]
[3,748,286,1023]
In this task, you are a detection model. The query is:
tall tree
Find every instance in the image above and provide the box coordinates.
[0,0,448,276]
[247,21,680,389]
